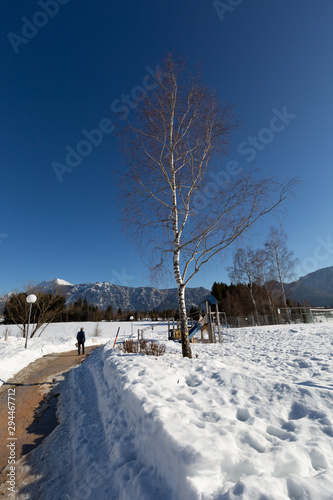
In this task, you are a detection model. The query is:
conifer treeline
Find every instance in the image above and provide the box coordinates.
[63,297,179,322]
[210,281,297,318]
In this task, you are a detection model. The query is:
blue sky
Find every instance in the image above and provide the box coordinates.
[1,0,333,295]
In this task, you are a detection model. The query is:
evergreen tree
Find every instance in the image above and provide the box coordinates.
[105,305,113,321]
[82,298,89,321]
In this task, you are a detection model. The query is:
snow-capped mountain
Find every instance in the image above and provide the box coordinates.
[285,265,333,306]
[36,279,210,311]
[37,279,74,289]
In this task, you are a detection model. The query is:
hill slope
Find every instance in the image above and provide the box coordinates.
[286,266,333,307]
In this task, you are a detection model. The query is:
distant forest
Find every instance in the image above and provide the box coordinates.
[209,281,299,318]
[3,282,300,327]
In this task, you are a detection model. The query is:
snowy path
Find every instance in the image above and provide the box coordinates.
[11,324,333,499]
[0,345,102,483]
[17,348,173,500]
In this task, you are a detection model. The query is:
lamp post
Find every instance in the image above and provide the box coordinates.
[25,294,37,349]
[130,316,134,337]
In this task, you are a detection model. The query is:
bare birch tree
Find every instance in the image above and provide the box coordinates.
[264,226,298,323]
[229,247,260,325]
[252,248,277,322]
[119,54,297,358]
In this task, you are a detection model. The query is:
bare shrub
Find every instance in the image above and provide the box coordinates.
[93,323,102,337]
[122,339,139,353]
[143,341,166,356]
[121,339,166,356]
[139,339,148,352]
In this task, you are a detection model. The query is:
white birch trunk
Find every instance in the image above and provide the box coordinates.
[264,283,277,323]
[249,286,260,326]
[169,89,192,358]
[173,248,192,358]
[275,250,291,323]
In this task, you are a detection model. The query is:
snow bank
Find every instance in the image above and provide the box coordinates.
[18,323,333,499]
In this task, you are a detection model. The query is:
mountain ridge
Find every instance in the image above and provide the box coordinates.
[2,265,333,312]
[285,266,333,307]
[36,279,210,312]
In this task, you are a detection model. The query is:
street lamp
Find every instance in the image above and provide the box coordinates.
[130,315,134,336]
[25,294,37,349]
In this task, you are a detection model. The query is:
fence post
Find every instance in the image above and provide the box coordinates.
[216,305,222,343]
[276,309,280,323]
[5,329,8,341]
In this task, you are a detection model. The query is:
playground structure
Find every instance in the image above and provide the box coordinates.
[126,302,333,347]
[168,295,228,343]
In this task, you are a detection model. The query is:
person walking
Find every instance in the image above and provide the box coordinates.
[76,327,86,355]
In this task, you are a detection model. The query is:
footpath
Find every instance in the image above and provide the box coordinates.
[0,345,103,497]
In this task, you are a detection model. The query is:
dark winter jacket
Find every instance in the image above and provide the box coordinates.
[77,330,86,342]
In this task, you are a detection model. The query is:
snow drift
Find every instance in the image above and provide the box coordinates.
[11,322,333,499]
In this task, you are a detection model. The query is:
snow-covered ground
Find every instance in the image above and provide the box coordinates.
[0,321,156,385]
[1,322,333,499]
